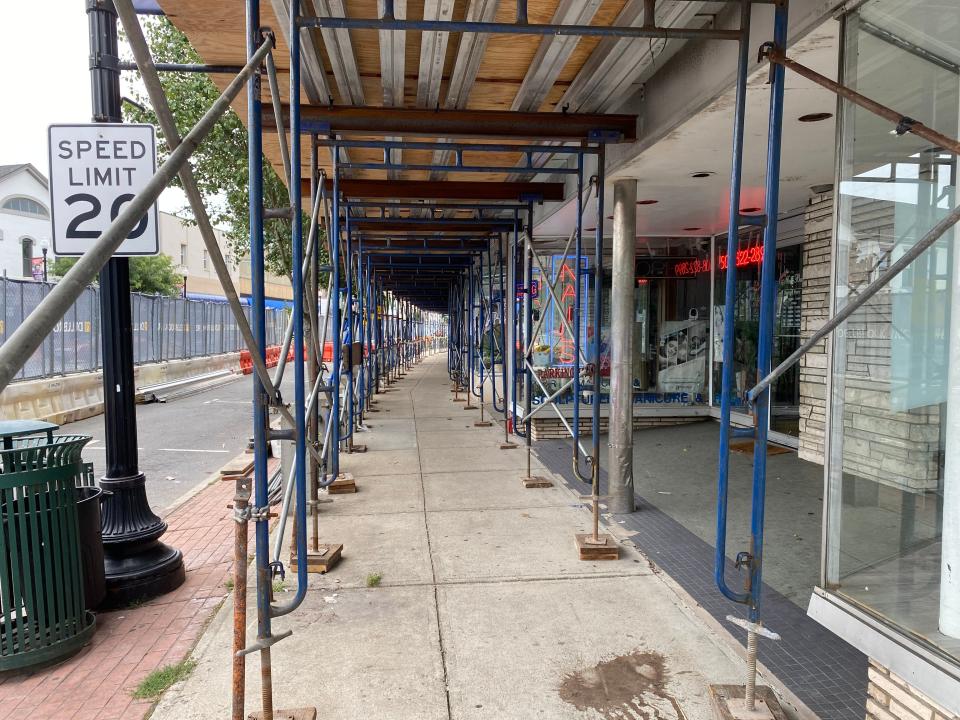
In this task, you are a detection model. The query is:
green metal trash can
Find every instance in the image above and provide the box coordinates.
[0,435,97,672]
[76,462,106,610]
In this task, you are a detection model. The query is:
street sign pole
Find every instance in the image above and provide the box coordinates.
[87,0,183,606]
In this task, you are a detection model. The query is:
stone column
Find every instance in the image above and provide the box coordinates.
[607,179,637,514]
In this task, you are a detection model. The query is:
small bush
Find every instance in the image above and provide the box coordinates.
[366,572,383,588]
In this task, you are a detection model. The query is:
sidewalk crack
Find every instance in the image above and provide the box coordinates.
[412,361,455,720]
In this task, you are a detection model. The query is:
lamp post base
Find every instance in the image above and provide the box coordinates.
[103,543,185,608]
[99,471,185,608]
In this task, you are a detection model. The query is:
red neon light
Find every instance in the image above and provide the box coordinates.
[673,258,711,276]
[672,245,764,277]
[720,244,764,270]
[555,323,574,363]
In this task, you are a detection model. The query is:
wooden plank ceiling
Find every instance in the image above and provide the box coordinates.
[157,1,707,216]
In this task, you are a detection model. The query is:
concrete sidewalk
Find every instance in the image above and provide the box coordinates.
[151,355,756,720]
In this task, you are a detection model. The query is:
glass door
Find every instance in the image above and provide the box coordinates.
[711,229,804,446]
[771,245,803,439]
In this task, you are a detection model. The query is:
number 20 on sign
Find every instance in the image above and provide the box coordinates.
[48,124,159,257]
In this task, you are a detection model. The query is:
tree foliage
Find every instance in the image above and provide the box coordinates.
[52,255,183,297]
[122,18,301,277]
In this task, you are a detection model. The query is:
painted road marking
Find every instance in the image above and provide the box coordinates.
[85,445,145,451]
[159,448,231,453]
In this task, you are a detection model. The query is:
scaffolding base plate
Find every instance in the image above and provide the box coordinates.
[348,444,368,454]
[452,398,466,403]
[708,685,785,720]
[329,475,357,494]
[289,544,343,574]
[522,475,553,488]
[474,421,493,427]
[248,707,317,719]
[499,443,518,450]
[575,533,619,561]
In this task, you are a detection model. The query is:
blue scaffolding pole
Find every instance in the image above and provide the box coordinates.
[714,0,788,711]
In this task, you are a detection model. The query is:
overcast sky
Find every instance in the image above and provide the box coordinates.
[1,2,187,213]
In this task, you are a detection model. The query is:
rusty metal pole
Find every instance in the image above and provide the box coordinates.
[767,50,960,157]
[231,476,251,720]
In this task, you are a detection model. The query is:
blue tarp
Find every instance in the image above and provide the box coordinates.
[186,292,293,311]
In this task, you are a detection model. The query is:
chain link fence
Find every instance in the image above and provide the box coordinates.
[1,276,287,382]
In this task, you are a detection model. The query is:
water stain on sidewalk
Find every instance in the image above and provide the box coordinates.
[559,650,687,719]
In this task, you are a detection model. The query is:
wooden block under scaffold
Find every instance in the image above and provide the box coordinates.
[474,420,492,428]
[248,706,317,720]
[708,685,785,720]
[219,455,254,479]
[289,543,343,574]
[328,473,357,494]
[522,475,553,489]
[575,533,619,561]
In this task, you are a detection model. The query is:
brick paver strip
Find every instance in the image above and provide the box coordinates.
[0,459,272,720]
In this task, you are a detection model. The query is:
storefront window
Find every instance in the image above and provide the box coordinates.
[529,256,588,368]
[526,239,712,408]
[635,239,711,405]
[527,256,589,405]
[826,0,959,661]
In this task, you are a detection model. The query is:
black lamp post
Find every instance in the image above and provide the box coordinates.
[88,0,184,606]
[41,247,48,283]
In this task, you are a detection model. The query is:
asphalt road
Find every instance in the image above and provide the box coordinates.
[64,374,286,513]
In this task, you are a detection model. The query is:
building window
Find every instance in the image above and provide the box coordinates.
[522,239,713,409]
[826,0,959,662]
[180,243,188,267]
[2,196,49,218]
[202,249,209,271]
[21,238,34,277]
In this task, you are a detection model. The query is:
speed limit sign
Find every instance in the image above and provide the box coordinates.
[48,123,159,256]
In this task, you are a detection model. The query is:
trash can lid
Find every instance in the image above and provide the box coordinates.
[0,419,59,441]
